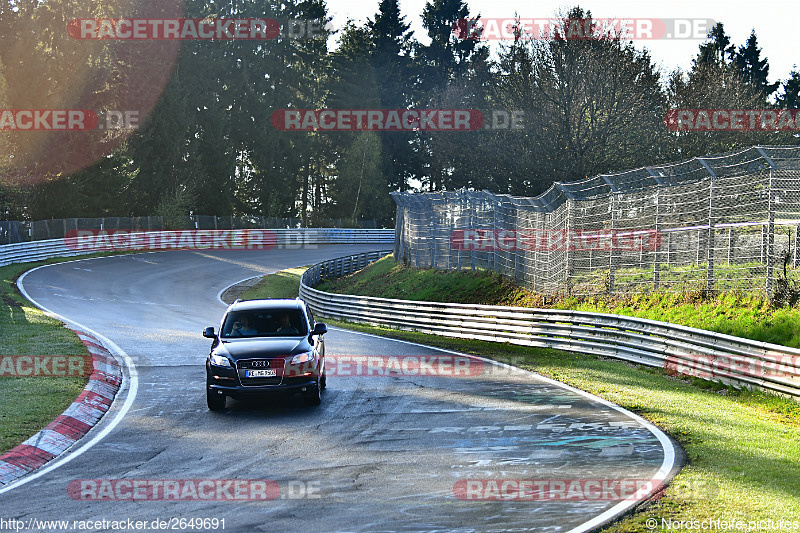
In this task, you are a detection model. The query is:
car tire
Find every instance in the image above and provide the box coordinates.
[207,388,227,411]
[319,364,327,390]
[304,383,322,406]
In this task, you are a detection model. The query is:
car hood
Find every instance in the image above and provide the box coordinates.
[215,338,310,360]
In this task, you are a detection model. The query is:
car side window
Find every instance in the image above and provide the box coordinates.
[306,307,315,328]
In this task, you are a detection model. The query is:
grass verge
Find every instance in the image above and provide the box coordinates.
[318,255,800,348]
[0,259,94,455]
[291,261,800,529]
[239,265,310,300]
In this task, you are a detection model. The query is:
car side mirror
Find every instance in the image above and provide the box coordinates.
[311,323,327,336]
[203,327,217,339]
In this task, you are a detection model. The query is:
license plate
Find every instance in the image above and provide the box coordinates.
[246,369,276,378]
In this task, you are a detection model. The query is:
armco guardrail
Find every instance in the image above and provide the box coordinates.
[300,252,800,397]
[0,228,394,267]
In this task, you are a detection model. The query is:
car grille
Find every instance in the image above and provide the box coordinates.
[237,358,285,386]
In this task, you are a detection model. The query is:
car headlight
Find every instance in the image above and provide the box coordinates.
[290,351,315,365]
[210,354,232,367]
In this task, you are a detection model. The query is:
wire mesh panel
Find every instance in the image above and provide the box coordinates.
[391,145,800,296]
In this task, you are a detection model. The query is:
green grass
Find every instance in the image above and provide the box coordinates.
[0,260,91,455]
[240,265,310,300]
[570,261,780,294]
[0,377,88,454]
[319,255,800,348]
[317,255,522,304]
[554,291,800,348]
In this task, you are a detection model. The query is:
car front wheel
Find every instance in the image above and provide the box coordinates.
[207,388,227,411]
[303,382,322,406]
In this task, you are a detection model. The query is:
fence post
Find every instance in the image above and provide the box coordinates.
[565,198,574,294]
[654,185,661,290]
[696,228,703,265]
[470,206,476,271]
[416,217,422,268]
[457,194,464,271]
[666,230,671,268]
[513,206,522,284]
[706,178,715,293]
[794,225,799,269]
[393,205,402,261]
[728,228,734,265]
[490,197,498,273]
[431,208,438,269]
[766,170,775,295]
[533,213,542,293]
[608,193,616,294]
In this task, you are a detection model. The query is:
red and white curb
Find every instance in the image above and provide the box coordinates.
[0,329,122,486]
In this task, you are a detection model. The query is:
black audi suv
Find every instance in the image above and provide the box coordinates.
[203,298,327,411]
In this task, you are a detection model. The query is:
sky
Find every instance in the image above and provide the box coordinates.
[323,0,799,86]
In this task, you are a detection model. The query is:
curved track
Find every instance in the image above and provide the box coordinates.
[2,246,679,532]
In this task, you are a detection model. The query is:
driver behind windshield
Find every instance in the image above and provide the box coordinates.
[276,313,299,335]
[231,316,258,336]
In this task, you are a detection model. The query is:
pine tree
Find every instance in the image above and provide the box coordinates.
[776,70,800,109]
[733,30,779,99]
[696,22,735,66]
[367,0,417,191]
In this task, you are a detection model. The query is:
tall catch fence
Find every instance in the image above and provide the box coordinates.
[0,215,378,245]
[392,145,800,295]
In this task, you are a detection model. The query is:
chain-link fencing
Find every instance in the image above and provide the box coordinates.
[392,145,800,295]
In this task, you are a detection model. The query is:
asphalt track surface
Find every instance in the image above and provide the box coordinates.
[2,245,679,532]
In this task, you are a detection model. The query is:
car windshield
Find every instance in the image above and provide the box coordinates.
[221,309,307,338]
